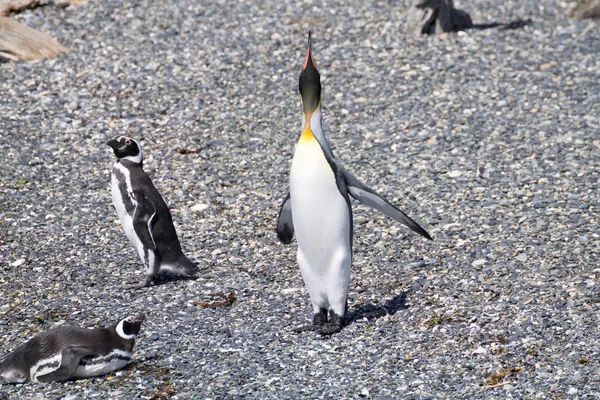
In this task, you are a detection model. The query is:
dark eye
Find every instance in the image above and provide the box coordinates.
[125,139,131,145]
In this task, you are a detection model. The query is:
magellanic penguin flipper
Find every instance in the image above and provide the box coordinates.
[340,166,432,240]
[35,347,97,383]
[131,190,162,288]
[276,192,294,244]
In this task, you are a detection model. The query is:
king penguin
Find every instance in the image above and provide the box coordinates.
[108,136,199,288]
[0,314,145,383]
[277,32,432,335]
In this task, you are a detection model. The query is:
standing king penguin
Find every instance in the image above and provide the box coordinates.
[108,136,199,288]
[277,32,432,335]
[0,314,144,383]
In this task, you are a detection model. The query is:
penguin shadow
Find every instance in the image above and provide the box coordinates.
[154,271,199,287]
[469,18,532,31]
[126,272,198,289]
[345,291,409,326]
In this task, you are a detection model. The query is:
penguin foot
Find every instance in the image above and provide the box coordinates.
[293,324,319,333]
[293,308,328,333]
[319,323,343,336]
[124,278,154,290]
[319,313,345,336]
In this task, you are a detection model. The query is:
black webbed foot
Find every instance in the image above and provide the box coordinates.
[319,313,344,336]
[124,277,154,290]
[294,308,328,333]
[293,324,319,333]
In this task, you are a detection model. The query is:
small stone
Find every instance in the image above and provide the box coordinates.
[448,170,463,178]
[191,203,209,212]
[516,253,528,262]
[281,288,303,294]
[408,260,428,268]
[472,259,487,267]
[10,259,25,267]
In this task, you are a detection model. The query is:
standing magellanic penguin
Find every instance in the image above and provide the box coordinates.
[277,32,432,335]
[108,136,199,288]
[0,314,145,383]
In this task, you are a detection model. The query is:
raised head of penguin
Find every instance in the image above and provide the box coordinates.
[107,136,143,164]
[107,136,199,289]
[0,313,145,383]
[276,31,432,336]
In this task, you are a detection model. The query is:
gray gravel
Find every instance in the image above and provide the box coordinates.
[1,0,599,399]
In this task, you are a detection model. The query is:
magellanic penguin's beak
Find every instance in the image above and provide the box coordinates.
[133,313,146,323]
[106,138,121,149]
[299,31,322,128]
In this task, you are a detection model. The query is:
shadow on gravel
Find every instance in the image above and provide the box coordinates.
[136,272,198,288]
[345,291,409,326]
[470,19,532,31]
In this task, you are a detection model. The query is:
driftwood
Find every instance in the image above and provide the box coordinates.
[569,0,600,19]
[0,16,67,61]
[0,0,48,17]
[406,0,473,35]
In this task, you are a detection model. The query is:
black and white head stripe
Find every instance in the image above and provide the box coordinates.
[107,136,143,164]
[115,314,145,340]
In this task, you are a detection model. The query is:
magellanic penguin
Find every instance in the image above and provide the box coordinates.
[0,314,145,383]
[277,32,432,335]
[108,136,199,288]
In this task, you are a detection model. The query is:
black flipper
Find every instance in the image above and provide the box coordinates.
[340,167,432,240]
[132,190,162,287]
[276,192,295,244]
[36,347,96,383]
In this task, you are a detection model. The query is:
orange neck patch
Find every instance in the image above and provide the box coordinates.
[299,114,315,143]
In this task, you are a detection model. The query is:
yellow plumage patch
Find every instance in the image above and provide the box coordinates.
[298,113,317,144]
[298,126,316,144]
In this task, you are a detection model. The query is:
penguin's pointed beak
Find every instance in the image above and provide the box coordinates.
[298,31,321,117]
[302,31,316,71]
[133,313,146,323]
[106,138,120,149]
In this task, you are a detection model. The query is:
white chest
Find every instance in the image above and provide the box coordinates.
[290,136,337,202]
[111,166,143,254]
[290,137,351,260]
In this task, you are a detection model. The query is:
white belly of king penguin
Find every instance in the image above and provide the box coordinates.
[290,135,351,316]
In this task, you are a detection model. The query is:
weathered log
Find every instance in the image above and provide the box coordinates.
[0,0,48,17]
[406,0,473,35]
[0,16,67,61]
[568,0,600,19]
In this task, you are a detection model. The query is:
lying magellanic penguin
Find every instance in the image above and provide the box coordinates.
[107,136,199,288]
[0,314,145,383]
[277,32,432,335]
